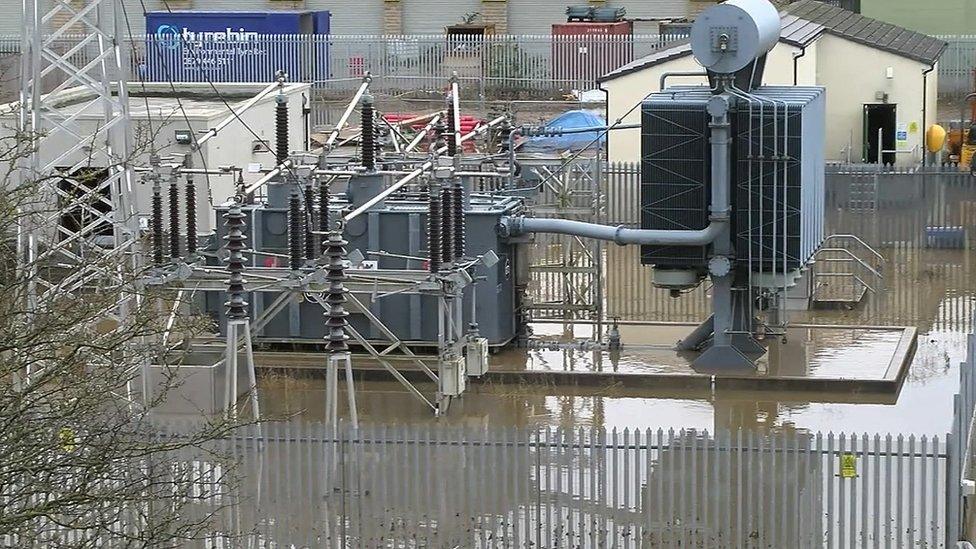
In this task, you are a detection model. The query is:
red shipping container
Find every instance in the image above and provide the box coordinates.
[551,22,634,89]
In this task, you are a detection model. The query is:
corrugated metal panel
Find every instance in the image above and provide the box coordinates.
[403,0,481,35]
[510,0,688,35]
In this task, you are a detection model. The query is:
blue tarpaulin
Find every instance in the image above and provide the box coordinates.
[521,110,607,152]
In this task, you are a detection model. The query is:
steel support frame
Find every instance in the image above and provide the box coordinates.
[524,156,602,329]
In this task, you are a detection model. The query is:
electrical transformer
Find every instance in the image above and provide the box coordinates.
[205,186,523,346]
[640,85,825,274]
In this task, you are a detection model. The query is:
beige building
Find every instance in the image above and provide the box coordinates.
[599,0,946,166]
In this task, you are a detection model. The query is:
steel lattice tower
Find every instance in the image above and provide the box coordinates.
[17,0,139,314]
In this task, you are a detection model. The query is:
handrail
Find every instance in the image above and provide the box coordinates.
[817,247,883,280]
[822,234,885,263]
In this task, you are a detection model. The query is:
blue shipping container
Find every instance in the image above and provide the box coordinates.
[143,11,330,83]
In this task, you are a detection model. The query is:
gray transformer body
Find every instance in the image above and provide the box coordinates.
[207,187,523,346]
[640,85,826,273]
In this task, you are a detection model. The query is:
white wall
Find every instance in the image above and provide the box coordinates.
[0,83,309,234]
[602,41,811,163]
[815,34,932,165]
[602,52,703,164]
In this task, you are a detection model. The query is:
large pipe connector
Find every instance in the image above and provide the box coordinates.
[497,216,723,247]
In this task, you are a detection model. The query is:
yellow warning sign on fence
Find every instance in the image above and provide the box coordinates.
[840,453,857,478]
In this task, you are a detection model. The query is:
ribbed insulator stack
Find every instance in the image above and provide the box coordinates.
[361,93,376,171]
[275,94,289,166]
[319,179,329,256]
[223,204,249,321]
[440,187,454,265]
[431,118,447,153]
[324,231,350,353]
[452,180,465,259]
[151,179,164,266]
[304,181,315,261]
[445,97,458,157]
[427,182,442,273]
[168,177,180,260]
[288,190,303,271]
[185,177,197,256]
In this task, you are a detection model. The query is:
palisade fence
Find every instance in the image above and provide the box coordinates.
[937,35,976,99]
[128,33,686,96]
[599,162,976,325]
[160,321,976,549]
[4,34,976,99]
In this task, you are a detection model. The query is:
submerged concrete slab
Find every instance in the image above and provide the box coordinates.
[183,321,916,398]
[503,322,916,394]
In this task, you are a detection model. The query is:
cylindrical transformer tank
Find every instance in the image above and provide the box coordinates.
[690,0,780,74]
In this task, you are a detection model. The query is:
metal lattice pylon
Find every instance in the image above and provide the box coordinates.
[17,0,139,311]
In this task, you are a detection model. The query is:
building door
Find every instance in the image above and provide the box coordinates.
[863,103,896,165]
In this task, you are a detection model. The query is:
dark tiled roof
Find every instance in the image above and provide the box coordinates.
[782,0,946,65]
[600,1,946,83]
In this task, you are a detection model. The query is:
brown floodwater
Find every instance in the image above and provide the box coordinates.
[245,246,975,437]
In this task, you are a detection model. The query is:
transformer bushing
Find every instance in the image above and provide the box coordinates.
[431,117,447,153]
[222,204,249,321]
[452,180,465,258]
[440,187,454,265]
[185,176,197,256]
[304,181,316,261]
[324,231,350,353]
[361,92,376,172]
[445,97,458,157]
[168,176,180,260]
[288,190,303,271]
[427,181,442,273]
[275,92,289,167]
[318,178,329,254]
[151,176,164,266]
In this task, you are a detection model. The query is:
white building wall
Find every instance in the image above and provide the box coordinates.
[0,83,309,233]
[814,34,931,164]
[601,53,703,164]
